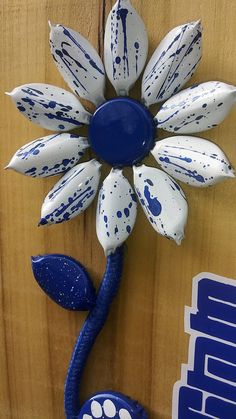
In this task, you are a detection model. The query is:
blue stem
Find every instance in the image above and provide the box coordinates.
[64,245,124,418]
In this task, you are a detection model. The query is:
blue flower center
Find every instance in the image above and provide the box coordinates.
[88,98,155,167]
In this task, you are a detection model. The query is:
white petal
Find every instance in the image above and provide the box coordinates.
[142,20,202,106]
[50,24,105,106]
[7,83,91,131]
[40,159,101,225]
[7,133,89,177]
[96,169,137,255]
[155,81,236,133]
[104,0,148,96]
[103,399,116,417]
[152,136,234,187]
[133,165,188,244]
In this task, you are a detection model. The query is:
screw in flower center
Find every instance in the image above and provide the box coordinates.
[88,98,155,167]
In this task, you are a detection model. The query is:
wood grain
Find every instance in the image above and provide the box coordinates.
[1,1,236,418]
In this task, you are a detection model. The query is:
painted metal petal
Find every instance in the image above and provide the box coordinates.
[40,159,101,225]
[155,81,236,133]
[49,23,105,107]
[133,165,188,244]
[152,135,234,187]
[96,169,137,255]
[104,0,148,96]
[31,254,96,311]
[6,83,91,132]
[7,133,89,178]
[142,20,202,106]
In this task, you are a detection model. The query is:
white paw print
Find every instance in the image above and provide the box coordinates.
[82,398,132,419]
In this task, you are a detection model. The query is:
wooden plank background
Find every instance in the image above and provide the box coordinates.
[1,0,236,418]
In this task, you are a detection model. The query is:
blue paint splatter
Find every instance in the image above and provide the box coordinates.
[163,154,192,163]
[124,208,129,217]
[159,156,205,183]
[117,6,129,76]
[17,106,26,112]
[48,167,85,200]
[144,186,162,216]
[44,111,82,126]
[126,225,131,234]
[145,179,154,186]
[54,49,88,92]
[62,27,104,75]
[131,193,137,202]
[40,186,94,225]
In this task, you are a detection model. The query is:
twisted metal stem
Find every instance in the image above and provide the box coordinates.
[64,245,124,418]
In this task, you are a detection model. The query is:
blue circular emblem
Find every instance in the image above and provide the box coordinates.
[89,98,155,167]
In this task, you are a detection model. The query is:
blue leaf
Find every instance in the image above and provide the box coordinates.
[31,254,96,311]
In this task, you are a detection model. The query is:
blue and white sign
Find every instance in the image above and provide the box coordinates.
[173,272,236,418]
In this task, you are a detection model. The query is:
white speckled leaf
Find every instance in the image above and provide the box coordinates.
[7,133,89,178]
[7,83,91,131]
[104,0,148,96]
[133,165,188,244]
[155,81,236,133]
[40,159,101,225]
[96,169,137,255]
[50,24,105,106]
[152,135,234,187]
[142,20,202,106]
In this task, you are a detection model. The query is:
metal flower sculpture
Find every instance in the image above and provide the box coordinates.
[6,0,235,418]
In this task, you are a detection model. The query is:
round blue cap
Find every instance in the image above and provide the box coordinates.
[89,98,155,167]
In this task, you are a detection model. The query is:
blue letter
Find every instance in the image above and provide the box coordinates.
[190,278,236,344]
[188,337,236,402]
[178,386,207,418]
